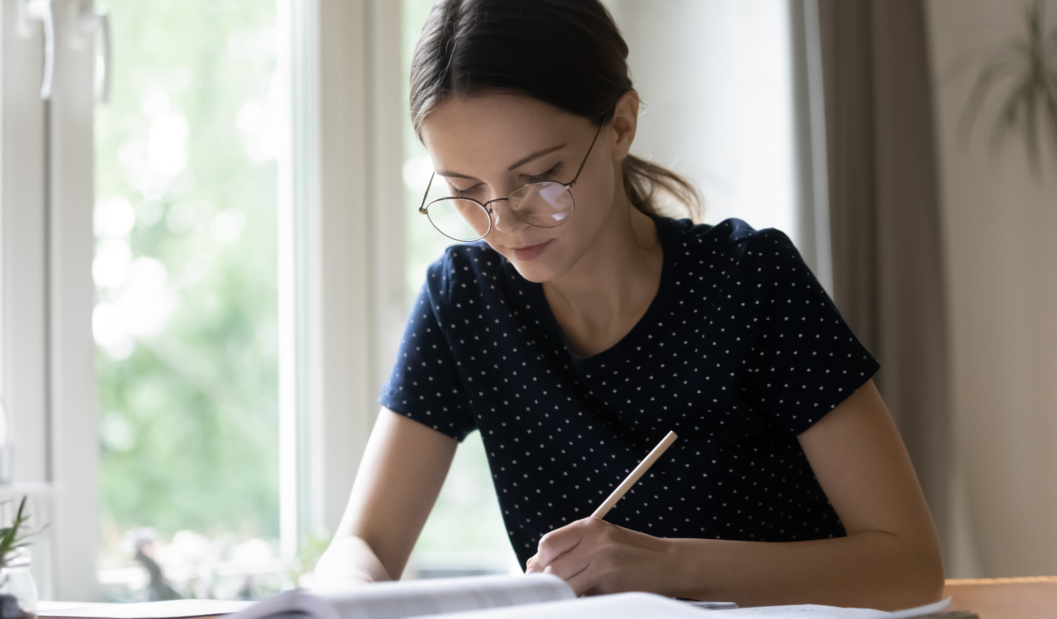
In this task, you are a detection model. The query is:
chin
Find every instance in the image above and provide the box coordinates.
[509,261,555,284]
[496,241,574,283]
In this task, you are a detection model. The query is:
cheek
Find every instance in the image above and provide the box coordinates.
[570,168,617,226]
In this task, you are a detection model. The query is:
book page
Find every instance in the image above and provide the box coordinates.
[710,596,951,618]
[38,600,255,619]
[314,574,574,619]
[405,592,711,619]
[401,592,953,619]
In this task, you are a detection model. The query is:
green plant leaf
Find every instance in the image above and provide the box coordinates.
[961,0,1057,175]
[959,53,1020,140]
[1045,74,1057,158]
[0,496,35,567]
[988,77,1032,151]
[1025,82,1041,173]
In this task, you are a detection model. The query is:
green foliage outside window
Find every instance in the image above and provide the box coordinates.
[93,0,513,594]
[93,0,280,592]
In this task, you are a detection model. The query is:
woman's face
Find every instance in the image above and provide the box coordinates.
[420,93,621,284]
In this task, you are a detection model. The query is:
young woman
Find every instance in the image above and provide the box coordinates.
[313,0,944,609]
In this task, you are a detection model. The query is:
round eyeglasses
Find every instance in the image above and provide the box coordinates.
[418,121,606,242]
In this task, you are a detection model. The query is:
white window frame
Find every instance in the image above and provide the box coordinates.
[1,0,53,599]
[279,0,405,551]
[790,0,833,293]
[1,0,100,602]
[1,0,49,488]
[2,0,407,600]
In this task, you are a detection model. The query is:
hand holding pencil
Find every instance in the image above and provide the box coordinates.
[525,431,679,595]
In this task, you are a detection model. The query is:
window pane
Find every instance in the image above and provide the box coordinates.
[94,0,283,600]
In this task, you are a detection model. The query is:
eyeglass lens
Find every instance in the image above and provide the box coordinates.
[426,181,574,242]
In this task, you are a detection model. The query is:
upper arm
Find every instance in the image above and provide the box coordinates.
[798,380,942,563]
[335,407,459,579]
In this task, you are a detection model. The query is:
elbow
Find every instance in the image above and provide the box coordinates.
[862,528,945,610]
[922,550,948,605]
[893,538,947,609]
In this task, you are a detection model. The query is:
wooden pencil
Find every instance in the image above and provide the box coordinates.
[591,430,678,520]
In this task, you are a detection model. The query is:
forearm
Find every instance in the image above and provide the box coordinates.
[311,535,393,591]
[666,532,944,610]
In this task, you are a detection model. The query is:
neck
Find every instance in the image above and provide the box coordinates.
[543,200,662,339]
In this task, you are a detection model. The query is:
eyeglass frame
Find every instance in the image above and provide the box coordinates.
[418,118,608,242]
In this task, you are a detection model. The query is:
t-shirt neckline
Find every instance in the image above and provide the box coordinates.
[520,214,680,366]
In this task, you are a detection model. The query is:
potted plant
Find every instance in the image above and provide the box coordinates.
[0,498,39,619]
[960,0,1057,176]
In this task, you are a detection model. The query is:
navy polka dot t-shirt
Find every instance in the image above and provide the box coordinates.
[379,216,880,569]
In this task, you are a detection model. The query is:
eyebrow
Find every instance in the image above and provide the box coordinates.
[436,143,568,180]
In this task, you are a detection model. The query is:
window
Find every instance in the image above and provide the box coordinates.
[93,0,284,600]
[1,0,401,601]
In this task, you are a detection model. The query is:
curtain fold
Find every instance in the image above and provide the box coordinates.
[817,0,952,566]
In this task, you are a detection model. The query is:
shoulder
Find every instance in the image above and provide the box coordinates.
[422,242,507,302]
[659,216,799,263]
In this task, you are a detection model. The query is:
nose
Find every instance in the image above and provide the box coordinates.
[490,200,528,235]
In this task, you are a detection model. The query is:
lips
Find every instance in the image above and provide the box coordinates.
[511,239,552,262]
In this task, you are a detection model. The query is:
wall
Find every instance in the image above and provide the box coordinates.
[927,0,1057,578]
[604,0,803,243]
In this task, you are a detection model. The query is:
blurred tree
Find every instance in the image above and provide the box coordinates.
[94,0,279,557]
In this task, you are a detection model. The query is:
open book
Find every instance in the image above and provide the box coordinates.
[218,574,957,619]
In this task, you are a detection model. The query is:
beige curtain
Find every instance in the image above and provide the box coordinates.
[817,0,953,566]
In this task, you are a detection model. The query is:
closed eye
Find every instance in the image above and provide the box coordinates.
[523,162,563,184]
[450,162,564,199]
[450,185,482,199]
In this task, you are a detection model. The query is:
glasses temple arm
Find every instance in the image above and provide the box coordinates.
[419,172,436,213]
[568,119,607,188]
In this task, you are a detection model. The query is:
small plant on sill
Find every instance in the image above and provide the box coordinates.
[0,498,34,569]
[0,497,43,619]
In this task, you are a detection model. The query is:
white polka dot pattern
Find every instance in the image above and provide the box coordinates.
[379,217,881,569]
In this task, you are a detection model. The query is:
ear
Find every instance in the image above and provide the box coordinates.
[609,89,640,161]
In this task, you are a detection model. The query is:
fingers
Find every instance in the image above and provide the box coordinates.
[562,561,605,597]
[527,518,671,597]
[526,517,609,594]
[540,546,592,582]
[534,517,595,567]
[528,544,596,596]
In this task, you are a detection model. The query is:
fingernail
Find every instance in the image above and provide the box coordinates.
[543,565,554,574]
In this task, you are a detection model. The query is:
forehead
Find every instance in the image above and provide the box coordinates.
[421,93,586,173]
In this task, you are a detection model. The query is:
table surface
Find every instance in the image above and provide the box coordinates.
[943,576,1057,619]
[38,577,1057,619]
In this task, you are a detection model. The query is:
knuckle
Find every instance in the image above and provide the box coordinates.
[596,543,618,566]
[578,518,598,531]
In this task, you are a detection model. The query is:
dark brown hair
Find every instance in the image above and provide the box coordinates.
[409,0,701,220]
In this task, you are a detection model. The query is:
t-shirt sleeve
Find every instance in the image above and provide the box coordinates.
[738,229,881,435]
[378,261,476,442]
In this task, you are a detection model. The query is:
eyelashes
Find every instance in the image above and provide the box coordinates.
[450,162,564,198]
[524,162,563,183]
